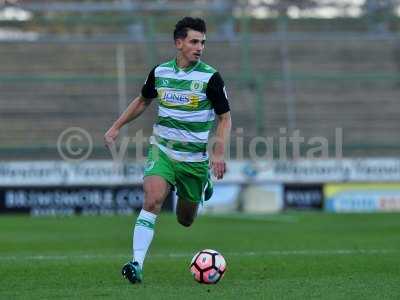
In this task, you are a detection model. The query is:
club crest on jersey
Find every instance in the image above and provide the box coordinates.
[190,80,203,92]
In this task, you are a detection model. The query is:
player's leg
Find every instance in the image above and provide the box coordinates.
[175,160,209,227]
[134,175,171,264]
[122,146,175,284]
[176,197,199,227]
[122,176,171,284]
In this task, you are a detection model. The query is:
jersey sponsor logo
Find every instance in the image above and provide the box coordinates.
[190,80,204,92]
[163,91,190,105]
[160,91,199,108]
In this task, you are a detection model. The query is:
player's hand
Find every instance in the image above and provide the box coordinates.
[211,159,226,180]
[104,126,119,148]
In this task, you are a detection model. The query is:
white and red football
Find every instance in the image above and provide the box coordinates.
[190,249,227,284]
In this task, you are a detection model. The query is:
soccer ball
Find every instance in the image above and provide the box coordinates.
[190,249,226,284]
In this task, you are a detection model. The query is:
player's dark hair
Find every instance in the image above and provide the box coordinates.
[173,17,206,41]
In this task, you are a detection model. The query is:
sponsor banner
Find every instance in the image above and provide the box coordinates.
[225,158,400,183]
[0,186,173,216]
[2,158,400,186]
[241,184,284,213]
[284,184,323,210]
[324,183,400,213]
[0,161,144,186]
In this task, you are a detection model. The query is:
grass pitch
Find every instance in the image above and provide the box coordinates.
[0,212,399,299]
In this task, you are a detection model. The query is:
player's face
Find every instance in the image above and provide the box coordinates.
[176,30,206,64]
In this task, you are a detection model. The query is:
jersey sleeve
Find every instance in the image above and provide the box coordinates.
[206,72,230,115]
[141,66,158,99]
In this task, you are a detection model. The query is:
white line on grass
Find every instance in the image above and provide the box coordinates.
[0,249,396,261]
[211,214,299,223]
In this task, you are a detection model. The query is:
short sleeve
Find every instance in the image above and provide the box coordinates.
[206,72,230,115]
[141,66,158,99]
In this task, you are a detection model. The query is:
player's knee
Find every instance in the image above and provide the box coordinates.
[143,191,164,213]
[144,187,161,202]
[143,201,158,213]
[143,179,168,203]
[143,196,164,213]
[177,215,194,227]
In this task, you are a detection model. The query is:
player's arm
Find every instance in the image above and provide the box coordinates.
[104,66,158,146]
[212,111,231,179]
[104,95,152,145]
[206,72,231,180]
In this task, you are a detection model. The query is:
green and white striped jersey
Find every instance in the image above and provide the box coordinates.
[142,58,230,162]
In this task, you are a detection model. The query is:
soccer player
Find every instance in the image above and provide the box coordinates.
[104,17,231,284]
